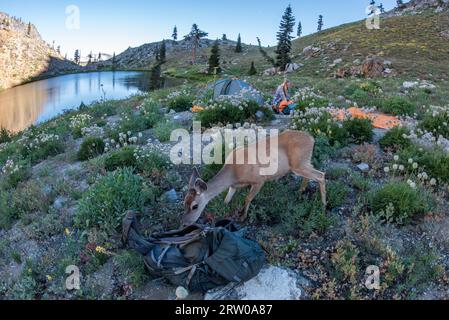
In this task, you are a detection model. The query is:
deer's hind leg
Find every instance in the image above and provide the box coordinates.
[293,167,326,207]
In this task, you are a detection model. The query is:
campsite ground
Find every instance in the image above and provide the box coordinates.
[1,6,449,300]
[1,72,449,300]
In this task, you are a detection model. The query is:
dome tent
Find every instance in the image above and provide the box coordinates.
[211,79,265,105]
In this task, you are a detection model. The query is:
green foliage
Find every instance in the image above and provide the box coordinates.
[196,99,273,128]
[134,146,171,177]
[167,93,195,112]
[139,99,164,128]
[248,61,257,76]
[153,121,180,142]
[292,109,348,146]
[0,127,12,144]
[368,181,431,224]
[327,181,350,209]
[78,137,105,161]
[104,147,137,172]
[114,251,149,288]
[0,159,31,190]
[208,40,221,74]
[379,96,416,116]
[398,144,449,183]
[75,168,158,237]
[419,106,449,139]
[379,126,411,150]
[312,136,337,169]
[343,118,373,144]
[276,5,295,70]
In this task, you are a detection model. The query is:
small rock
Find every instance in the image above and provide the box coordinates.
[357,163,370,173]
[255,110,265,120]
[162,189,179,203]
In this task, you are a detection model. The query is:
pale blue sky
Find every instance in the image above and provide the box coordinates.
[0,0,408,59]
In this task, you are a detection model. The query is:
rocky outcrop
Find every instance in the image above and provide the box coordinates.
[385,0,449,17]
[100,38,237,70]
[0,12,80,90]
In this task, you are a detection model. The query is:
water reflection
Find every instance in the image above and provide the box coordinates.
[0,71,155,132]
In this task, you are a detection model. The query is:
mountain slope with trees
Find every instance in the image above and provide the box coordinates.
[0,12,80,90]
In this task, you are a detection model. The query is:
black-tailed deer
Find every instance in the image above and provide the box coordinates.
[182,130,326,226]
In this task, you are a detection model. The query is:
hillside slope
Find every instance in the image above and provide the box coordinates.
[0,12,80,90]
[104,1,449,81]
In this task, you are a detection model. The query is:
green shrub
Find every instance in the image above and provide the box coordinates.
[78,137,105,161]
[398,144,449,183]
[379,97,416,116]
[368,181,431,224]
[419,106,449,139]
[327,181,350,209]
[343,118,373,144]
[75,168,158,237]
[0,128,12,144]
[20,132,65,163]
[134,146,171,177]
[139,99,164,128]
[0,159,31,190]
[379,126,411,151]
[153,121,181,142]
[168,94,195,112]
[195,98,273,128]
[312,136,337,169]
[104,147,137,172]
[291,109,348,146]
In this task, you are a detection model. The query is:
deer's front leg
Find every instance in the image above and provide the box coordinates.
[239,183,264,222]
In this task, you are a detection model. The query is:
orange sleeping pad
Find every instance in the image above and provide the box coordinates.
[333,107,401,130]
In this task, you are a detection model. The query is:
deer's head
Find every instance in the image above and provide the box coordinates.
[182,168,208,227]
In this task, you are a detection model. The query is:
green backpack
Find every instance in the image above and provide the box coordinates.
[122,212,266,293]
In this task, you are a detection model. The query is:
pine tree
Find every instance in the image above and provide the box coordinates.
[74,50,80,64]
[112,52,116,70]
[56,46,61,54]
[27,22,31,36]
[184,24,208,64]
[248,61,257,76]
[87,51,92,64]
[257,37,276,67]
[235,33,242,53]
[172,26,178,41]
[208,40,221,74]
[159,39,166,64]
[98,52,102,61]
[275,5,296,71]
[396,0,404,8]
[297,21,302,38]
[150,42,168,90]
[379,3,385,13]
[317,15,324,32]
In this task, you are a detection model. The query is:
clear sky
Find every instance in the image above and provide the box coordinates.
[0,0,408,59]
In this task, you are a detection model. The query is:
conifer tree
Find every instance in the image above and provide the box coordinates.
[317,15,324,32]
[172,26,178,41]
[235,33,242,53]
[112,53,116,70]
[208,40,221,74]
[56,46,61,54]
[379,3,385,13]
[248,61,257,76]
[222,34,227,41]
[74,50,80,64]
[396,0,404,8]
[297,21,302,37]
[275,5,296,71]
[27,22,31,36]
[184,24,208,64]
[257,37,276,67]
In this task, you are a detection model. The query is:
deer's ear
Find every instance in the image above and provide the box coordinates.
[194,178,208,194]
[189,167,200,188]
